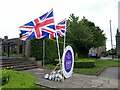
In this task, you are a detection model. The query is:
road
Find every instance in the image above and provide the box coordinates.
[99,67,119,80]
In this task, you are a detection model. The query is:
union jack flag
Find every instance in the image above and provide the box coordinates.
[56,19,66,37]
[19,9,56,41]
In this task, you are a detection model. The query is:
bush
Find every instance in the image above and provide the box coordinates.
[1,70,36,88]
[74,59,95,68]
[31,38,64,64]
[53,59,59,65]
[75,53,78,59]
[1,70,9,85]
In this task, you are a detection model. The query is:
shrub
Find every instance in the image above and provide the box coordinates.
[1,70,9,85]
[75,53,78,59]
[100,51,108,57]
[1,70,36,88]
[74,59,95,68]
[31,38,64,64]
[53,59,59,65]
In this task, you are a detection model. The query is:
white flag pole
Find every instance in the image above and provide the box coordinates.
[43,39,45,67]
[53,9,61,70]
[63,19,66,53]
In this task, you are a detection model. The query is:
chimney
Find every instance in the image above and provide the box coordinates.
[4,36,8,41]
[19,33,22,38]
[117,28,119,33]
[0,38,2,42]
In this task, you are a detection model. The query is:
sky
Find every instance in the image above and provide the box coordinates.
[0,0,119,50]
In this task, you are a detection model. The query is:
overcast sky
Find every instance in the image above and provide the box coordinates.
[0,0,119,50]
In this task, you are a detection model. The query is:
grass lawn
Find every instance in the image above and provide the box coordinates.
[1,70,36,88]
[45,59,119,75]
[0,69,52,89]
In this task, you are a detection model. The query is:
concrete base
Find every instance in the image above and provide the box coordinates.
[37,61,42,68]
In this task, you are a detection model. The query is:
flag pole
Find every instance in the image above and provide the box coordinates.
[63,19,66,53]
[109,20,113,59]
[43,39,45,67]
[52,8,61,70]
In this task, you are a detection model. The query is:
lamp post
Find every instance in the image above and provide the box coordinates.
[110,20,113,59]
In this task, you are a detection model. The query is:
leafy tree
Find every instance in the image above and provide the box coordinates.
[66,14,106,57]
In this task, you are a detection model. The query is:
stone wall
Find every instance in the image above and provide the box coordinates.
[0,38,2,55]
[25,40,31,57]
[116,29,120,58]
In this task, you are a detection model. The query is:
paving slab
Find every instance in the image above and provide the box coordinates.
[23,68,119,89]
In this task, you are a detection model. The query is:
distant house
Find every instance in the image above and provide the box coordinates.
[88,45,106,58]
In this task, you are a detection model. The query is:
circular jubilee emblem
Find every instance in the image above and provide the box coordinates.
[62,46,74,78]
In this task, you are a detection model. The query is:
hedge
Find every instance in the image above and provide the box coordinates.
[53,59,95,68]
[1,70,36,88]
[31,38,64,64]
[74,59,95,68]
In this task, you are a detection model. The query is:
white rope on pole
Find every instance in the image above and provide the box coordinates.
[63,35,66,52]
[52,8,61,70]
[55,35,61,68]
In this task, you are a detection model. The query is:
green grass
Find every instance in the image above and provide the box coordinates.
[0,70,36,88]
[74,59,119,75]
[45,64,60,70]
[45,58,119,75]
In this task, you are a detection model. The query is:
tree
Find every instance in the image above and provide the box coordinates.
[66,14,106,57]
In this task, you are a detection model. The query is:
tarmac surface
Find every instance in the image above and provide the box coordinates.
[99,67,119,80]
[23,67,119,89]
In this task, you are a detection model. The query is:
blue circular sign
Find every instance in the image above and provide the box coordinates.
[62,46,74,78]
[64,50,72,73]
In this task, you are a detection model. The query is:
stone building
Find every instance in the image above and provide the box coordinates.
[0,35,33,58]
[116,29,120,58]
[0,36,25,57]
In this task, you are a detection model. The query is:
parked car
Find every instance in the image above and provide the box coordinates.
[88,52,100,59]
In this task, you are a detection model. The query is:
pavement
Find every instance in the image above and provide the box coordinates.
[99,67,119,80]
[100,56,120,61]
[23,67,119,89]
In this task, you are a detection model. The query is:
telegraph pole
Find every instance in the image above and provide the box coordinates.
[109,20,113,59]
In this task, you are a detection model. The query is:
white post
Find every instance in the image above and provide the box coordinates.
[63,19,66,53]
[62,20,66,80]
[43,39,45,67]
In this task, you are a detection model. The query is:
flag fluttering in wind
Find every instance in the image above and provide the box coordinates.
[56,19,66,37]
[19,9,56,41]
[19,9,68,79]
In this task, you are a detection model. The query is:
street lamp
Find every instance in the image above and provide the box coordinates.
[109,20,113,59]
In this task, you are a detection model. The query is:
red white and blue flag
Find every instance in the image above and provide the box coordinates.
[56,19,66,37]
[19,9,56,41]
